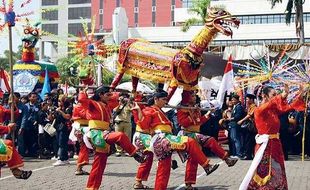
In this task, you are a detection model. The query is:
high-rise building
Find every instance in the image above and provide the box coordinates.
[40,0,91,61]
[92,0,182,32]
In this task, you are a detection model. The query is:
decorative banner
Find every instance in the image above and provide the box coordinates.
[13,71,38,96]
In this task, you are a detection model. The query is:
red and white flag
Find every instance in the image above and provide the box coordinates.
[216,55,234,108]
[0,69,10,93]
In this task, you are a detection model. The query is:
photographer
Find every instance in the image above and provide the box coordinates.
[52,95,72,166]
[113,93,133,157]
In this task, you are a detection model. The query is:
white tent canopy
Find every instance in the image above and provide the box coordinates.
[116,82,154,93]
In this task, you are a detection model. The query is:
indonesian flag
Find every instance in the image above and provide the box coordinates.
[0,69,10,96]
[216,55,234,108]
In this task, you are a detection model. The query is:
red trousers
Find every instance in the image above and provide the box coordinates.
[136,151,153,181]
[6,140,24,169]
[86,132,137,190]
[155,137,209,190]
[77,142,89,167]
[185,137,228,184]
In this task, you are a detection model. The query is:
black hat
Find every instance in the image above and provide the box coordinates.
[246,94,256,100]
[154,89,168,99]
[231,94,240,100]
[95,86,110,95]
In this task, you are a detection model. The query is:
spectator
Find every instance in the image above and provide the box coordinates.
[24,92,40,157]
[37,102,51,159]
[113,93,133,157]
[6,93,28,157]
[227,94,245,158]
[52,96,72,166]
[238,94,257,160]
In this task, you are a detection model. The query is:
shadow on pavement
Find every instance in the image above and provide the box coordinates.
[169,185,229,190]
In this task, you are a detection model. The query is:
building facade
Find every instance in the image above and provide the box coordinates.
[91,0,182,32]
[40,0,91,61]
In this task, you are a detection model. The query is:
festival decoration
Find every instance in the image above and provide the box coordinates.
[12,20,59,93]
[233,48,295,89]
[110,7,240,100]
[67,17,117,86]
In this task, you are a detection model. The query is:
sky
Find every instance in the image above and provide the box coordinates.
[0,1,39,56]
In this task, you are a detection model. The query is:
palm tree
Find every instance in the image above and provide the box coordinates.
[181,0,211,32]
[268,0,305,44]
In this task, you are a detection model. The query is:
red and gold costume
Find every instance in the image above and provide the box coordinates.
[132,101,154,183]
[247,95,305,189]
[138,105,212,190]
[0,126,24,176]
[72,103,89,169]
[78,92,138,190]
[177,108,229,185]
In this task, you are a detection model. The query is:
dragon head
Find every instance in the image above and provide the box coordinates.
[22,21,40,48]
[205,7,240,37]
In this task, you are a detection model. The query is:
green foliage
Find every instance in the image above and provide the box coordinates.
[101,68,131,85]
[55,56,79,86]
[181,0,211,32]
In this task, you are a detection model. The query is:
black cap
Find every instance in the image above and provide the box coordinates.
[246,94,256,100]
[95,86,110,95]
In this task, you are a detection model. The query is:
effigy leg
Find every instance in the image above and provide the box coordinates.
[132,76,139,93]
[110,72,125,89]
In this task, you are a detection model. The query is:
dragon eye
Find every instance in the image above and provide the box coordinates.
[32,30,38,36]
[24,29,30,34]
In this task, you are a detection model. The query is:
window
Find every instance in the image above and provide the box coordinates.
[100,0,104,9]
[42,24,58,35]
[152,23,156,27]
[99,15,103,25]
[170,21,175,26]
[99,9,103,14]
[171,0,175,5]
[152,6,156,12]
[116,0,120,7]
[171,10,174,21]
[68,23,91,36]
[171,5,175,10]
[134,7,139,13]
[99,25,104,30]
[152,12,156,23]
[68,0,91,4]
[135,0,139,7]
[134,13,138,23]
[135,23,139,27]
[42,10,58,20]
[42,0,58,6]
[152,0,156,6]
[68,7,91,19]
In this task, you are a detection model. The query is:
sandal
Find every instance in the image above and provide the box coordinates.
[185,185,198,190]
[75,170,90,175]
[133,183,151,189]
[14,170,32,180]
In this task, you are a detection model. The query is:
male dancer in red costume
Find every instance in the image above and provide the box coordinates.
[131,93,153,189]
[135,89,219,190]
[78,86,146,190]
[177,91,238,190]
[71,102,90,175]
[0,123,32,179]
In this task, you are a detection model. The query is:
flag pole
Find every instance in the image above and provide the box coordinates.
[8,25,15,141]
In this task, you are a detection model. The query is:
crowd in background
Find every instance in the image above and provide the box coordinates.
[0,87,309,165]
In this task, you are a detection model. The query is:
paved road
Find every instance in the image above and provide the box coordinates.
[1,155,310,190]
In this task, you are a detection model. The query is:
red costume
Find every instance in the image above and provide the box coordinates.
[138,105,213,190]
[177,108,229,185]
[132,102,154,184]
[247,95,305,189]
[79,92,139,190]
[0,126,24,176]
[72,103,89,170]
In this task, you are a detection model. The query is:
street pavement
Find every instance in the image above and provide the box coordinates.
[1,155,310,190]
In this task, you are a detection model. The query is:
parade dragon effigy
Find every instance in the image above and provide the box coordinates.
[110,7,240,99]
[12,21,59,93]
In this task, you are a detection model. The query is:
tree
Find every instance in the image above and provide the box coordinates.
[268,0,305,44]
[181,0,211,32]
[55,56,79,86]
